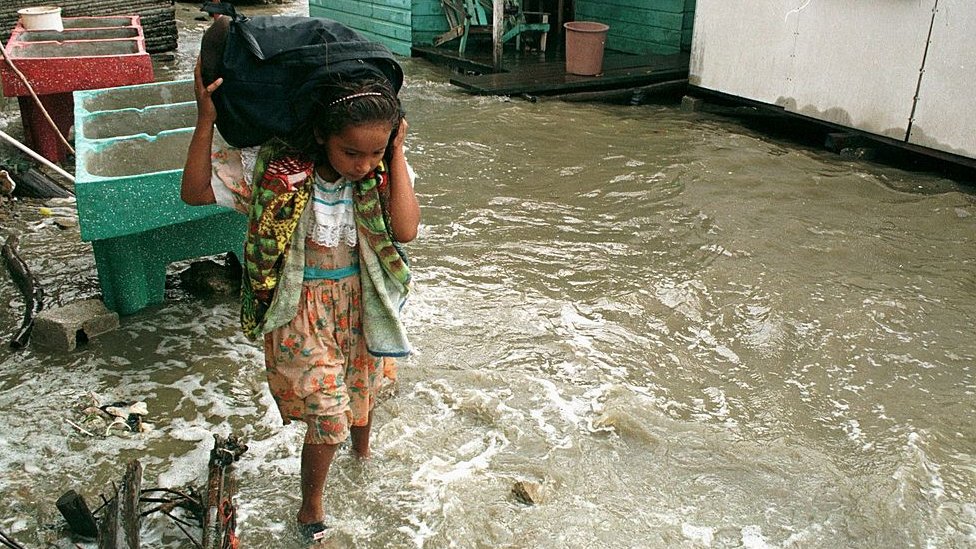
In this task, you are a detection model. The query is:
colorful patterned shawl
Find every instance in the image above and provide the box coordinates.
[241,141,411,344]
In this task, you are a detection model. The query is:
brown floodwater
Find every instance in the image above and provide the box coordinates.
[1,2,975,548]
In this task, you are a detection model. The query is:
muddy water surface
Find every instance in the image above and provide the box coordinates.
[1,2,975,548]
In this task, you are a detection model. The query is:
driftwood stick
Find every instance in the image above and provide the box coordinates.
[66,418,97,437]
[0,527,27,549]
[98,460,143,549]
[163,512,203,549]
[140,487,199,504]
[5,165,73,198]
[1,235,44,349]
[162,510,203,536]
[202,434,247,549]
[0,128,75,183]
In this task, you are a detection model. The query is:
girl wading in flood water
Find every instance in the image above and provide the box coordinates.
[180,32,420,542]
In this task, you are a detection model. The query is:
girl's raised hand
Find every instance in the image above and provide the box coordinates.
[392,116,409,151]
[193,57,223,125]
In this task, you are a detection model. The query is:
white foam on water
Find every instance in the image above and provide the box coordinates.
[699,386,732,423]
[526,375,588,433]
[740,524,775,548]
[681,522,715,545]
[656,278,707,324]
[153,420,214,488]
[900,431,947,502]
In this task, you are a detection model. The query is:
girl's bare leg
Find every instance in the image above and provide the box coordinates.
[350,410,373,459]
[298,442,338,524]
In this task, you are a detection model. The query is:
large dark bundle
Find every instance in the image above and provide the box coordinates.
[199,1,403,148]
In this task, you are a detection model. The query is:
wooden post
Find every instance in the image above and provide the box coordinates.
[202,434,247,549]
[493,0,504,69]
[56,490,99,539]
[99,460,143,549]
[2,235,45,349]
[7,166,73,198]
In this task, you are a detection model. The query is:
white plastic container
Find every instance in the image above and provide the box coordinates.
[17,6,64,32]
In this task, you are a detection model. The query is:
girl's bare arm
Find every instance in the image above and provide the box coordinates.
[386,118,420,243]
[181,59,221,206]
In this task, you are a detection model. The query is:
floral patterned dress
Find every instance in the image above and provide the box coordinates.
[211,146,396,445]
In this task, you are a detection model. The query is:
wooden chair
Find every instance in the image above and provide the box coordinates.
[434,0,549,55]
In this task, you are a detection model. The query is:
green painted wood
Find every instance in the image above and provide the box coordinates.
[309,0,412,56]
[413,17,449,31]
[583,0,686,12]
[329,0,371,17]
[412,0,447,16]
[609,21,682,41]
[577,4,682,29]
[575,0,695,55]
[374,5,411,25]
[612,35,680,55]
[411,0,448,47]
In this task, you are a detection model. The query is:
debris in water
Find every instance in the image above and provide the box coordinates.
[75,395,155,436]
[512,480,546,505]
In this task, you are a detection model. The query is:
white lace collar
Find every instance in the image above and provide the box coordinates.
[309,172,357,248]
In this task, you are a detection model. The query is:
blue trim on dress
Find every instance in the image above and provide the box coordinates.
[303,264,360,280]
[312,197,354,206]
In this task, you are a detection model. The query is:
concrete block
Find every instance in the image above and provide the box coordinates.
[680,95,704,112]
[33,299,119,352]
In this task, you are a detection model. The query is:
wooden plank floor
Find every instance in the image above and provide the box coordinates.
[413,44,689,96]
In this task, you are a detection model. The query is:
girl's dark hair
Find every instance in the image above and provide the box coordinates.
[290,77,402,166]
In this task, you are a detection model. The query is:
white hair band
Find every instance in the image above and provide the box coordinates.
[328,91,384,107]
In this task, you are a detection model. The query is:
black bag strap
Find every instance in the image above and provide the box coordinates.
[200,2,243,21]
[201,2,269,59]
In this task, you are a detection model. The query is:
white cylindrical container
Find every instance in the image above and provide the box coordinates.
[18,6,64,32]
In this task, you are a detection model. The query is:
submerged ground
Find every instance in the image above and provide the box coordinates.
[1,2,975,547]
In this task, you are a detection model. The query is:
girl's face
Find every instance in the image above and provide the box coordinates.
[321,121,393,182]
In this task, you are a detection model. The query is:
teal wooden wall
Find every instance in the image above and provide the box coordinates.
[306,0,696,56]
[412,0,450,47]
[308,0,413,56]
[576,0,696,55]
[682,0,695,51]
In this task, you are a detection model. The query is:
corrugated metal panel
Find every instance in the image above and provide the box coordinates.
[908,0,976,159]
[786,0,934,140]
[689,0,801,105]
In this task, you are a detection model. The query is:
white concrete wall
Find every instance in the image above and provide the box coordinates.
[689,0,976,160]
[908,0,976,159]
